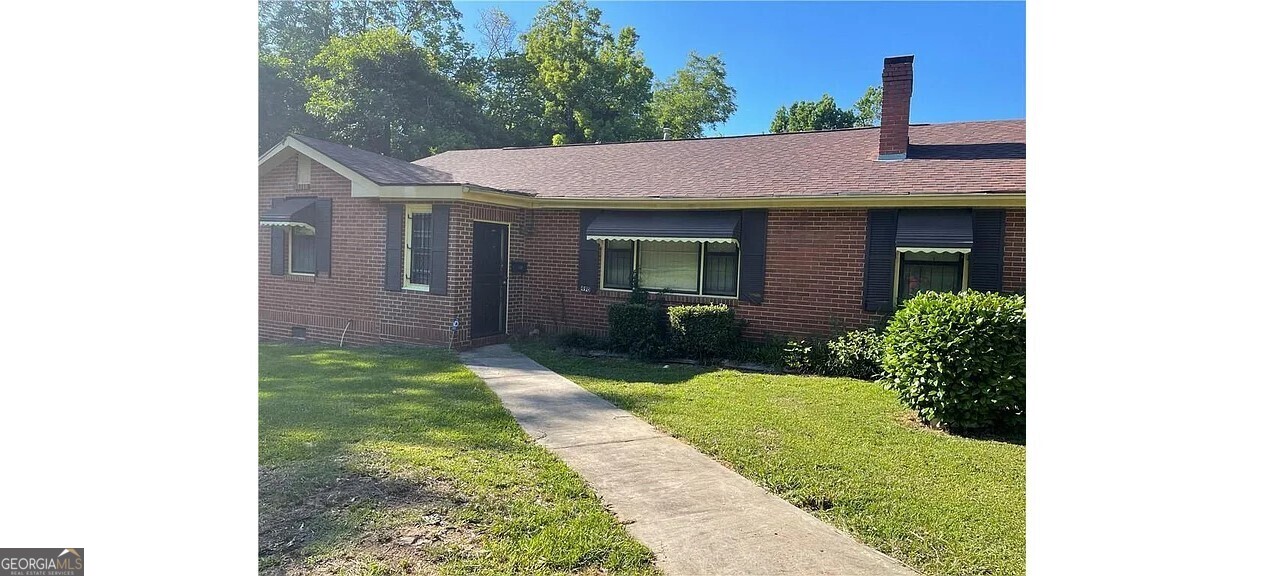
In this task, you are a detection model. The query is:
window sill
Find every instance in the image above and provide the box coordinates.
[599,287,739,301]
[402,285,432,293]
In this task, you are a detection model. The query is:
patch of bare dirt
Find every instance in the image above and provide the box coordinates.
[259,466,482,575]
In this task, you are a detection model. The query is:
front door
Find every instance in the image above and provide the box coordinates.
[471,222,508,338]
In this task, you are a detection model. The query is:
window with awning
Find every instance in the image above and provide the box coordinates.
[263,197,332,277]
[587,211,743,297]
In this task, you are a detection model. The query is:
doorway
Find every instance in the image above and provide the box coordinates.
[470,221,509,338]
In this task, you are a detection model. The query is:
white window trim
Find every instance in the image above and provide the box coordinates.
[892,248,970,304]
[287,226,316,277]
[403,204,433,290]
[598,239,741,300]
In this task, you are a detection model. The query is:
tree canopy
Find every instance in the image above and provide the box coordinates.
[768,87,883,133]
[258,0,740,156]
[651,52,737,139]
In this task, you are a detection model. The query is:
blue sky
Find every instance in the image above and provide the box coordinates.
[457,1,1026,136]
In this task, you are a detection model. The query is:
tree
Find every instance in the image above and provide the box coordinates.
[521,0,654,144]
[258,1,485,153]
[853,86,882,127]
[769,94,857,133]
[651,52,737,139]
[475,6,518,60]
[768,87,881,133]
[259,53,321,152]
[304,28,495,159]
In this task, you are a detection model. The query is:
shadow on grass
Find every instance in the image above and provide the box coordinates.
[259,343,532,466]
[952,428,1026,446]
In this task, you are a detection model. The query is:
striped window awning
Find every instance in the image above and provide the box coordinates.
[586,210,741,244]
[260,197,317,232]
[895,209,974,249]
[897,246,971,254]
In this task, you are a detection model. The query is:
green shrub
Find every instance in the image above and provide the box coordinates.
[607,302,669,360]
[668,304,741,361]
[782,337,831,374]
[882,291,1026,433]
[729,334,789,369]
[557,330,606,350]
[824,328,884,379]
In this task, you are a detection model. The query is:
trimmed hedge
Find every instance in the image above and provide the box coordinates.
[607,302,668,360]
[882,291,1026,433]
[668,304,740,361]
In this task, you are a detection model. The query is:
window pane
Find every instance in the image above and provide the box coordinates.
[898,252,963,303]
[638,241,699,293]
[409,213,432,285]
[603,240,633,289]
[290,228,316,274]
[703,243,738,296]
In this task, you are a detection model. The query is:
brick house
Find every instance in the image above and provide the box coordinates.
[259,55,1025,348]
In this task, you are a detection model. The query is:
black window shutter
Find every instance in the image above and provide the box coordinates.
[385,204,404,291]
[968,209,1005,292]
[314,198,333,276]
[739,209,767,304]
[863,209,898,311]
[428,204,450,295]
[269,198,286,276]
[577,210,601,293]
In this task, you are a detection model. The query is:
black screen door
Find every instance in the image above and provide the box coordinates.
[471,222,508,337]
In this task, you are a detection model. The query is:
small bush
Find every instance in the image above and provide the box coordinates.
[824,328,884,379]
[668,304,741,361]
[557,330,606,350]
[782,337,830,374]
[607,302,669,360]
[729,334,789,369]
[882,291,1026,433]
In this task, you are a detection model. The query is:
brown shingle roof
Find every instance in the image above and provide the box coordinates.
[293,134,457,186]
[413,120,1024,199]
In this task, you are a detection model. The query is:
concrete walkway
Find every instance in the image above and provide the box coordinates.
[460,344,918,576]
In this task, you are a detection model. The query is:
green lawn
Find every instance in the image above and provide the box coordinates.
[258,344,656,575]
[515,341,1026,576]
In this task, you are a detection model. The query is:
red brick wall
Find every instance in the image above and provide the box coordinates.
[1003,208,1026,293]
[258,155,530,347]
[518,207,1028,341]
[519,208,883,340]
[261,157,1027,347]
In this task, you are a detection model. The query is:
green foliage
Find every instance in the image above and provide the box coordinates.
[768,87,881,133]
[782,337,830,374]
[882,291,1027,433]
[777,328,885,378]
[522,0,656,144]
[258,344,658,574]
[557,330,607,350]
[512,340,1027,576]
[769,94,856,133]
[651,52,737,139]
[853,85,883,127]
[259,1,740,153]
[607,303,669,360]
[259,52,320,153]
[824,328,884,379]
[305,28,496,159]
[667,304,741,361]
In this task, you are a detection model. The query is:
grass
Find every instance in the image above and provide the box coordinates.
[514,340,1026,576]
[258,343,656,575]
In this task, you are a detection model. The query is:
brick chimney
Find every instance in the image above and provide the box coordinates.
[878,55,914,161]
